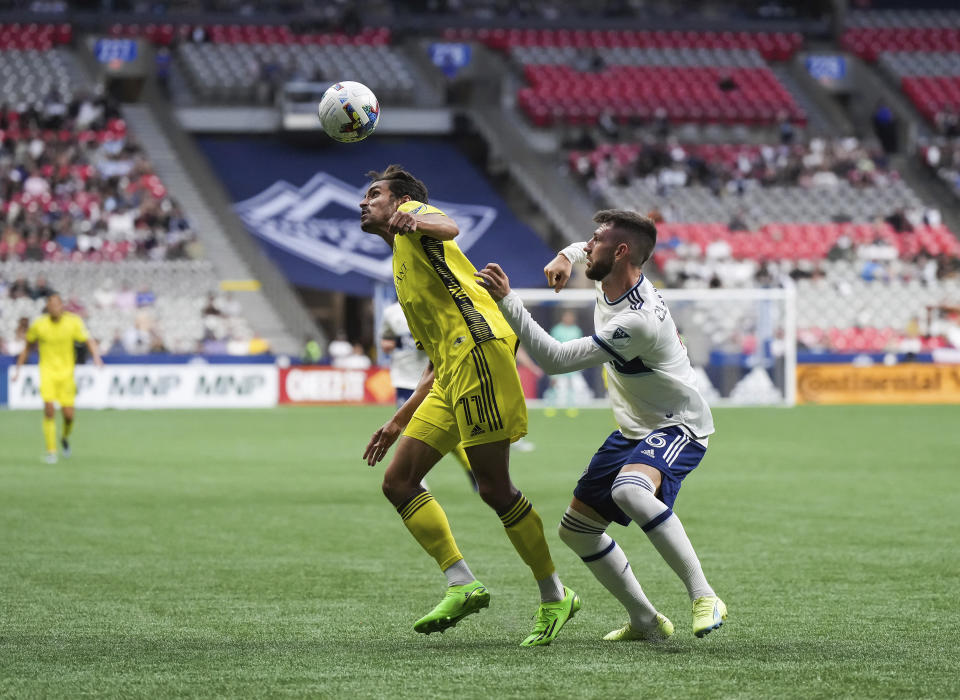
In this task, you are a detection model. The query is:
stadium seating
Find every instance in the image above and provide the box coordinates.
[0,35,260,354]
[442,29,805,127]
[96,22,412,104]
[518,64,804,127]
[0,110,197,263]
[840,14,960,126]
[158,26,417,105]
[0,260,255,354]
[0,47,87,105]
[443,29,804,62]
[842,27,960,63]
[178,41,414,104]
[573,140,920,226]
[0,22,72,50]
[567,135,960,351]
[654,222,960,263]
[872,49,960,126]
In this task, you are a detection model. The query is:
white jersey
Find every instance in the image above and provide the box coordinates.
[497,242,714,441]
[381,302,428,390]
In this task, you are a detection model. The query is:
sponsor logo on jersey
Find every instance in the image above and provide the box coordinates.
[470,424,485,437]
[234,172,497,283]
[641,448,656,458]
[453,336,465,346]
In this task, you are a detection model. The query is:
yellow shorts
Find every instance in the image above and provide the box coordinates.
[40,373,77,407]
[404,336,528,454]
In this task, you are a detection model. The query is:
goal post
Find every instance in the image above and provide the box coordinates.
[512,285,797,408]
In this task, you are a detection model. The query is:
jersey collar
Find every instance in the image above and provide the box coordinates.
[602,273,645,306]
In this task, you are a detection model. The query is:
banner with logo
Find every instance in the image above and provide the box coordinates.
[278,366,394,404]
[6,365,277,409]
[797,364,960,404]
[196,136,556,296]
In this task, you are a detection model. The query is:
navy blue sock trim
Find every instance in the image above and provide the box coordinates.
[562,512,605,534]
[612,475,655,493]
[641,508,673,533]
[581,539,617,563]
[560,520,603,535]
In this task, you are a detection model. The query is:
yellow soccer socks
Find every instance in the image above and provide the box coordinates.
[499,492,563,600]
[42,416,57,455]
[397,491,464,572]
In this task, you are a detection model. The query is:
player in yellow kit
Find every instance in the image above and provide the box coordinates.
[13,293,103,463]
[359,165,579,646]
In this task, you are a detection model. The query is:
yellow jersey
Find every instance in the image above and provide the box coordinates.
[392,200,514,376]
[26,312,89,378]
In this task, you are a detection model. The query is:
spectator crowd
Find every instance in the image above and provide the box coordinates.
[569,135,899,199]
[0,94,202,264]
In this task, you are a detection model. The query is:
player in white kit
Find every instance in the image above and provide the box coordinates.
[380,302,477,491]
[475,209,727,641]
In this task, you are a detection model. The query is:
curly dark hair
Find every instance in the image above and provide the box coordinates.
[365,164,428,203]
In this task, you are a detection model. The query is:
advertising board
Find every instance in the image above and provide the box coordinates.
[6,364,278,409]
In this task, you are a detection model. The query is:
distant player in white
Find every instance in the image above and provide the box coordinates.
[475,209,727,641]
[380,302,477,491]
[380,302,429,407]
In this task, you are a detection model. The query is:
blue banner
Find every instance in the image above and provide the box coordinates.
[196,137,555,295]
[805,55,846,83]
[94,38,138,63]
[429,43,472,78]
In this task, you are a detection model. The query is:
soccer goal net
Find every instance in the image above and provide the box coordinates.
[512,285,797,408]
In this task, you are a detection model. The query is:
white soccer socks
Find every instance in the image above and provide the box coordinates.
[443,558,477,587]
[558,508,658,627]
[611,471,715,601]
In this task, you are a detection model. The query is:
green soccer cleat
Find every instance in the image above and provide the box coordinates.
[413,580,490,635]
[520,586,581,647]
[603,613,674,642]
[692,595,727,638]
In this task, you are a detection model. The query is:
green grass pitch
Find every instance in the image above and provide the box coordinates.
[1,404,959,698]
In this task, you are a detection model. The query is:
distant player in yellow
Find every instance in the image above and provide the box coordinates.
[12,293,103,464]
[359,165,579,646]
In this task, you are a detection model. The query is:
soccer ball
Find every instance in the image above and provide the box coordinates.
[318,81,381,143]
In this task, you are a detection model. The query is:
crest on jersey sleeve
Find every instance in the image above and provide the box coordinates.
[609,326,632,349]
[234,172,496,284]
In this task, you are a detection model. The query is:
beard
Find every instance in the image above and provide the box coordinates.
[359,213,378,233]
[585,256,612,281]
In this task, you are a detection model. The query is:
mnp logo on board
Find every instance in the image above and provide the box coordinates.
[6,365,278,409]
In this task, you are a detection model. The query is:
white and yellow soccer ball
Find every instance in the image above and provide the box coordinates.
[317,81,381,143]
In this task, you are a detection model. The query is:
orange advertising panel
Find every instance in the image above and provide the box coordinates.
[797,364,960,404]
[278,366,395,405]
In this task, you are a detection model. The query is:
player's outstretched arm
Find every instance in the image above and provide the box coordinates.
[543,242,586,293]
[363,361,435,466]
[476,263,607,375]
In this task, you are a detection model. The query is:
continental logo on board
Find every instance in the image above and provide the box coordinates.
[797,364,960,404]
